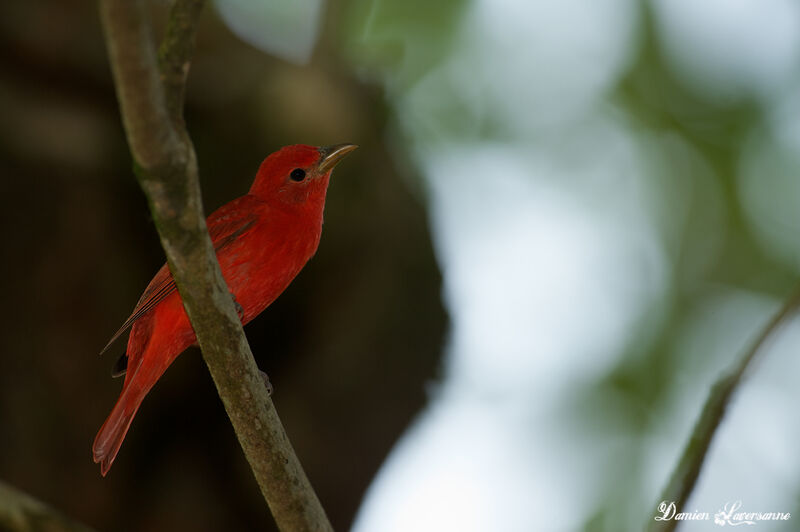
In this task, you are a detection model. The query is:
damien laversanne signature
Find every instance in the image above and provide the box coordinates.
[654,500,791,526]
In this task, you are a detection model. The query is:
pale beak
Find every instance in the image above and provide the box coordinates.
[317,144,358,174]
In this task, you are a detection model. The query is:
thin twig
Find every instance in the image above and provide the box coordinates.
[0,480,97,532]
[648,284,800,532]
[98,0,333,530]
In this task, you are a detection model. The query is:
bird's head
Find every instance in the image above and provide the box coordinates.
[250,144,357,209]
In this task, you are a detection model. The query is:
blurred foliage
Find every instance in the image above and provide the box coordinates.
[341,0,468,88]
[580,5,799,530]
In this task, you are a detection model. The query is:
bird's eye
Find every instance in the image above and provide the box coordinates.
[290,168,306,182]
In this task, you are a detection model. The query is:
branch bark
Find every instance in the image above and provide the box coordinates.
[98,1,332,530]
[648,285,800,532]
[0,480,96,532]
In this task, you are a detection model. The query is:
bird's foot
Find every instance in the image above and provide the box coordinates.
[230,293,244,320]
[259,369,273,396]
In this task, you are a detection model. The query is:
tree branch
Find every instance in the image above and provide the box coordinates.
[648,284,800,532]
[0,480,96,532]
[158,0,204,122]
[98,1,332,530]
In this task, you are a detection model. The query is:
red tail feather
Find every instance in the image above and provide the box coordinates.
[92,387,143,476]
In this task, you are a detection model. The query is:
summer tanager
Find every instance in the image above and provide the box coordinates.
[93,143,357,476]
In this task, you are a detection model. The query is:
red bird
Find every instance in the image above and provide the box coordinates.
[93,143,357,476]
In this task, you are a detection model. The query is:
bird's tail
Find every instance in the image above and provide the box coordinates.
[92,382,145,476]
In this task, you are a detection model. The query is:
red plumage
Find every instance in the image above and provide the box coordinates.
[93,144,356,475]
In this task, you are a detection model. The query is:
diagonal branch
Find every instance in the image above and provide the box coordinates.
[98,1,332,530]
[648,284,800,532]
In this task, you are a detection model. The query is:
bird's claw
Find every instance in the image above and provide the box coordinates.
[259,370,273,396]
[231,293,244,320]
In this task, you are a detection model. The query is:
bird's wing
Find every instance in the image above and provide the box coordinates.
[99,195,262,356]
